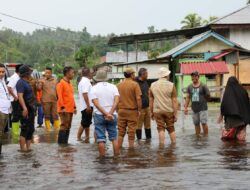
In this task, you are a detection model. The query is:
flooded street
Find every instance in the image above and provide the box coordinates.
[0,100,250,190]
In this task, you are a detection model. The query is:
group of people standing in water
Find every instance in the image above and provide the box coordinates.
[0,63,249,157]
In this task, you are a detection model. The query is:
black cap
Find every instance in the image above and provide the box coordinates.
[19,65,33,77]
[191,71,199,76]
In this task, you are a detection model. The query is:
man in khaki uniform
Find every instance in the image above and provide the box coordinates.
[38,67,60,130]
[117,67,142,148]
[150,67,178,145]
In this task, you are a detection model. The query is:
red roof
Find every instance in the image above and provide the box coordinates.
[180,61,229,75]
[210,51,233,60]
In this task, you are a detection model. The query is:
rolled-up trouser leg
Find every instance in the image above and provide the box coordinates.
[0,112,8,154]
[58,113,73,144]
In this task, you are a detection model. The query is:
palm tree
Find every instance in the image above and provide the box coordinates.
[203,16,218,25]
[181,13,202,29]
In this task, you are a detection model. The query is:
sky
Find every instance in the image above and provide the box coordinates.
[0,0,248,35]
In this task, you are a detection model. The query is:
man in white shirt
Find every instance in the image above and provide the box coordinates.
[90,70,120,157]
[0,64,11,154]
[7,64,22,135]
[77,68,93,142]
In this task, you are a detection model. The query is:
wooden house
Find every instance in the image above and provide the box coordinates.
[157,31,250,99]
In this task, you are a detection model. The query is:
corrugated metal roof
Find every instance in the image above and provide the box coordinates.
[209,51,233,60]
[210,5,250,25]
[180,61,229,75]
[106,51,148,63]
[158,31,242,59]
[108,27,208,45]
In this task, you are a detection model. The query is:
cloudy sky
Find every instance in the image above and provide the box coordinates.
[0,0,248,35]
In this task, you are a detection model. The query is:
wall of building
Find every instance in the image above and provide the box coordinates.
[223,58,250,85]
[127,63,168,79]
[239,59,250,84]
[111,63,168,79]
[187,37,231,53]
[230,29,250,49]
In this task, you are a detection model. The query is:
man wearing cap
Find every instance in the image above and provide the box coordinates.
[16,65,37,152]
[150,67,178,145]
[136,68,151,140]
[90,70,120,157]
[184,71,210,136]
[117,67,142,148]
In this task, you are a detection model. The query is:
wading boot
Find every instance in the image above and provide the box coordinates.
[65,130,70,144]
[11,122,20,136]
[145,128,152,140]
[136,129,142,140]
[53,120,60,130]
[58,130,67,144]
[45,120,51,131]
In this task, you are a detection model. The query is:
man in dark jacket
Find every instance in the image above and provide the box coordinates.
[136,68,151,140]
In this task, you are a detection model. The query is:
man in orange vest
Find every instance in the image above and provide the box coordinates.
[56,66,77,144]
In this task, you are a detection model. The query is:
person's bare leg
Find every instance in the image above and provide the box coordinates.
[169,131,176,144]
[159,130,165,145]
[26,140,32,151]
[94,131,97,143]
[202,124,208,136]
[19,136,26,152]
[85,128,90,143]
[98,142,105,157]
[195,125,201,136]
[77,126,84,141]
[112,139,120,156]
[118,136,124,148]
[128,139,135,148]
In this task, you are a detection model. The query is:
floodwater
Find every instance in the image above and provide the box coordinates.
[0,104,250,189]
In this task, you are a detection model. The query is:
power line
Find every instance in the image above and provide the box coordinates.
[0,11,76,33]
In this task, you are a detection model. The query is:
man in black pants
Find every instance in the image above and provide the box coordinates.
[77,68,93,143]
[16,65,36,152]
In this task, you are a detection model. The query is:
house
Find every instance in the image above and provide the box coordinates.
[112,57,169,83]
[94,50,148,81]
[108,5,250,49]
[208,5,250,49]
[107,5,250,93]
[157,31,250,99]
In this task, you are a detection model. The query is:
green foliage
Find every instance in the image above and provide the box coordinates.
[75,46,94,67]
[181,14,218,29]
[247,0,250,4]
[181,13,202,29]
[203,16,218,25]
[0,27,120,75]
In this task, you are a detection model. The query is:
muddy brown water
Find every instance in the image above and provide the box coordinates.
[0,106,249,190]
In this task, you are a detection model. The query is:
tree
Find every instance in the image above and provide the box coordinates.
[147,26,158,33]
[75,46,94,67]
[181,13,202,29]
[203,16,218,25]
[247,0,250,4]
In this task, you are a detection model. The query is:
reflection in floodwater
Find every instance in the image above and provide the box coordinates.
[218,141,250,171]
[0,109,249,189]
